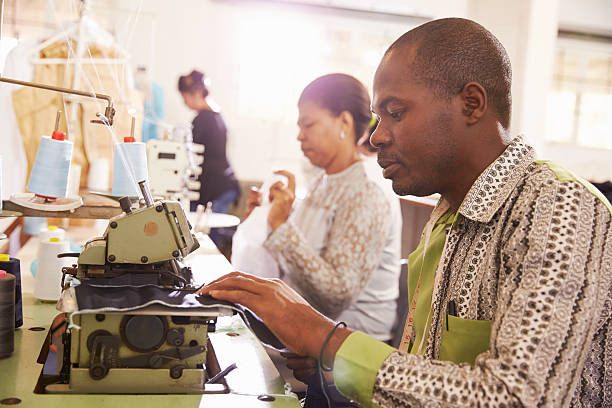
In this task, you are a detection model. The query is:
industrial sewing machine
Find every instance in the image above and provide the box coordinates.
[146,125,204,203]
[38,181,236,394]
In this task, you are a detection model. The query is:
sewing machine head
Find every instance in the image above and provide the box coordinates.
[73,198,199,287]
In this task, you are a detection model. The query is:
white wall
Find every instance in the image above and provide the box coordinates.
[558,0,612,35]
[467,0,560,154]
[118,0,610,185]
[122,0,469,185]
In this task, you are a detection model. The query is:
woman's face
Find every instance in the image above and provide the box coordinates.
[181,91,201,111]
[297,100,343,170]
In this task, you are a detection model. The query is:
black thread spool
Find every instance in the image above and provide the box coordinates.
[0,270,15,358]
[0,256,22,328]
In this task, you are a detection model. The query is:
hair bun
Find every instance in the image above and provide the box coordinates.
[190,70,205,84]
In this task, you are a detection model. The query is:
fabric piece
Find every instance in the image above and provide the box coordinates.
[366,136,612,407]
[191,109,239,204]
[72,282,287,351]
[73,282,235,311]
[334,331,395,408]
[264,162,399,341]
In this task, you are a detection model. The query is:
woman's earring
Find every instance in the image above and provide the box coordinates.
[340,130,345,140]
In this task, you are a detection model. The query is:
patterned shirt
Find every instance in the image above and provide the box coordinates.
[333,136,612,407]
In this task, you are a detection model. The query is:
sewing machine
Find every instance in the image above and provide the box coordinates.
[39,181,237,394]
[146,125,204,203]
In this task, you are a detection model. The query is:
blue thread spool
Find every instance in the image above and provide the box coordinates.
[27,134,73,199]
[23,217,47,236]
[112,137,148,198]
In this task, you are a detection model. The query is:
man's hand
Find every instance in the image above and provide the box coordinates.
[197,272,352,363]
[268,170,296,231]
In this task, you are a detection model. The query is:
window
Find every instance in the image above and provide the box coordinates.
[546,34,612,149]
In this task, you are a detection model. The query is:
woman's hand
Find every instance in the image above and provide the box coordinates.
[281,351,317,384]
[197,271,352,362]
[245,187,263,218]
[268,170,296,231]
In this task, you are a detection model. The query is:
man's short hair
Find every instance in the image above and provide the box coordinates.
[387,18,512,129]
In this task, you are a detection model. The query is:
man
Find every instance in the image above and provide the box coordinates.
[200,18,611,407]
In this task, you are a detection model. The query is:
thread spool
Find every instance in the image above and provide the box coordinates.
[0,255,22,329]
[87,158,110,192]
[27,135,73,199]
[39,226,66,242]
[23,217,47,236]
[34,238,71,301]
[112,138,148,198]
[0,270,15,358]
[67,163,81,197]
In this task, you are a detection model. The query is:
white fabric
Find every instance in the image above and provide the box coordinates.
[231,174,288,278]
[0,40,34,199]
[231,204,280,279]
[265,161,400,341]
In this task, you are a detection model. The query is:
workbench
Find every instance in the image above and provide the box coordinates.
[0,225,302,407]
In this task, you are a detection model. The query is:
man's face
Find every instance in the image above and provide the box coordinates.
[371,49,459,197]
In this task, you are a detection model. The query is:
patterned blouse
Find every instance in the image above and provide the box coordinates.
[264,162,400,340]
[333,136,612,407]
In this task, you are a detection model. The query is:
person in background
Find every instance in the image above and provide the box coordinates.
[200,18,612,407]
[135,66,164,142]
[244,74,401,406]
[178,70,240,248]
[246,73,400,345]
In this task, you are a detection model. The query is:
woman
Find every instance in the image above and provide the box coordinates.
[248,73,401,343]
[178,70,240,246]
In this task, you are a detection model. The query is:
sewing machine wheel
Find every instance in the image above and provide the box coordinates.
[120,315,168,353]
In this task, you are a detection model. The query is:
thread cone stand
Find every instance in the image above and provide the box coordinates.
[0,210,22,218]
[2,192,121,219]
[9,193,82,211]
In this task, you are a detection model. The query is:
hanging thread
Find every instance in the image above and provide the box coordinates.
[0,270,15,358]
[0,255,22,329]
[27,135,73,199]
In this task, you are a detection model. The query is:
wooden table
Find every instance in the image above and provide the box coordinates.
[0,226,301,407]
